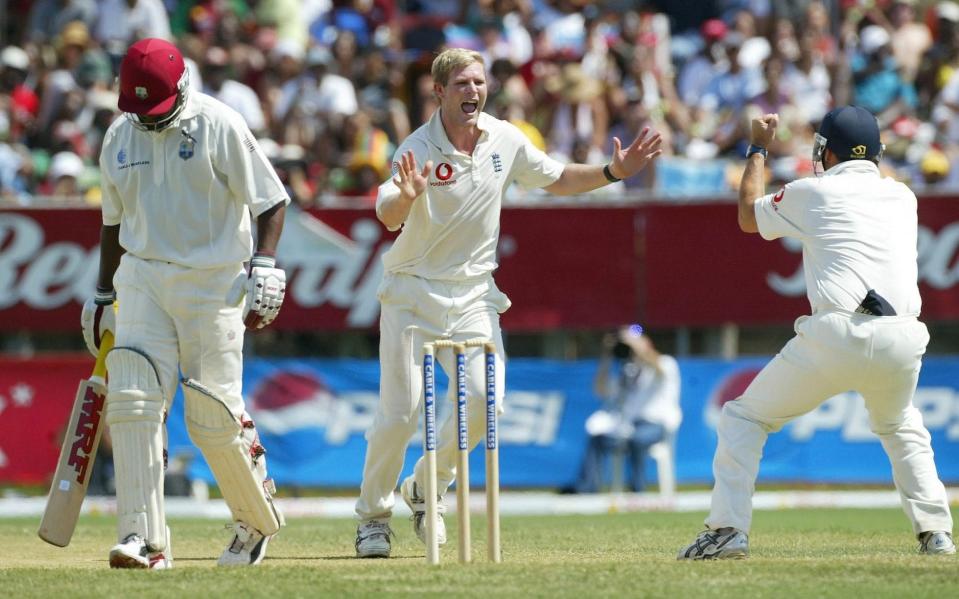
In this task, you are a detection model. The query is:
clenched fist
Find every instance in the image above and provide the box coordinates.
[750,113,779,149]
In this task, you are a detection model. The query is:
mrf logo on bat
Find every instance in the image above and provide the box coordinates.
[65,384,105,484]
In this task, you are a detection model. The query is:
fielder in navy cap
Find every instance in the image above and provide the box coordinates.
[812,104,884,166]
[679,108,955,560]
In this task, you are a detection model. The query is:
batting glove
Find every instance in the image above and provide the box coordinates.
[80,287,116,356]
[231,252,286,330]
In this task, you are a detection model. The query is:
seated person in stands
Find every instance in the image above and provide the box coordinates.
[566,325,682,493]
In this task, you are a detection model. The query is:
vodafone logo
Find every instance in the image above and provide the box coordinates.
[431,163,456,186]
[773,189,785,203]
[434,163,453,181]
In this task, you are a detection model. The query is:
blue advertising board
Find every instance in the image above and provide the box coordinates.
[165,357,959,489]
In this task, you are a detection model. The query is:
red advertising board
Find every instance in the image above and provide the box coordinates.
[0,206,642,331]
[0,354,93,484]
[640,203,810,326]
[1,200,958,331]
[497,206,640,329]
[640,198,959,326]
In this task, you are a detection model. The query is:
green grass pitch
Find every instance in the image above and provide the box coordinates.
[1,508,957,598]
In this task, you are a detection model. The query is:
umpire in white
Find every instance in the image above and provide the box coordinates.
[81,39,289,568]
[679,106,954,559]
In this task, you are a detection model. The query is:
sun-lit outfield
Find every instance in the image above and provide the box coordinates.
[1,508,957,598]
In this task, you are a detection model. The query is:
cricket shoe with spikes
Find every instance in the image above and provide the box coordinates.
[677,527,749,560]
[400,476,446,546]
[355,520,394,558]
[109,527,173,569]
[218,522,272,566]
[918,531,956,555]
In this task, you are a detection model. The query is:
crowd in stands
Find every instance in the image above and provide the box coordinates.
[2,0,959,208]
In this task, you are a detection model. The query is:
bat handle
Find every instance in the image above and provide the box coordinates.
[92,331,114,380]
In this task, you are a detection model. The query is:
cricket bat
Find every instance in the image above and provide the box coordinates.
[38,330,114,547]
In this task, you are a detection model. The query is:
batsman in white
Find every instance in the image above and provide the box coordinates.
[354,47,663,557]
[678,106,955,560]
[80,38,289,569]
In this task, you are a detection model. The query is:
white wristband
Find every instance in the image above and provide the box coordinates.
[251,253,276,269]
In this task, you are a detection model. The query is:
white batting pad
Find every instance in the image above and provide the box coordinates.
[183,379,282,536]
[105,347,167,551]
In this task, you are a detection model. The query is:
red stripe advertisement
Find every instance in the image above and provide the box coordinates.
[1,200,958,331]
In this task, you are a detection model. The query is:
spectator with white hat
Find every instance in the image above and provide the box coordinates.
[44,150,84,199]
[1,46,39,142]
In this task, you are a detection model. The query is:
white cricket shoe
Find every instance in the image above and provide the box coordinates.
[400,476,446,546]
[109,527,173,569]
[355,521,394,558]
[218,522,271,566]
[149,529,174,570]
[677,527,749,560]
[919,531,956,555]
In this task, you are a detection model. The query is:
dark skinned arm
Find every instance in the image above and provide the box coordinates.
[255,203,286,254]
[96,224,125,292]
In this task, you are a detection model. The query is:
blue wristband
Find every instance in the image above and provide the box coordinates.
[746,145,768,159]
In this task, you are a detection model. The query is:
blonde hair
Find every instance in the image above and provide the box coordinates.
[431,48,485,86]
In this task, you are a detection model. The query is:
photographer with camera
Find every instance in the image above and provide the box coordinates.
[563,325,682,494]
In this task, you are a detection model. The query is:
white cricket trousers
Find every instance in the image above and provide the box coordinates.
[109,255,248,545]
[113,255,247,409]
[355,272,509,522]
[707,309,953,535]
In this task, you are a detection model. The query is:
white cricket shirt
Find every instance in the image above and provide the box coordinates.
[376,110,564,281]
[754,160,921,316]
[100,92,289,269]
[614,355,683,433]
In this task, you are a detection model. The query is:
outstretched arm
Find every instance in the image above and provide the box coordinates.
[544,128,662,196]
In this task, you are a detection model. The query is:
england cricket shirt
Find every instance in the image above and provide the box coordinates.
[754,160,921,316]
[376,110,564,281]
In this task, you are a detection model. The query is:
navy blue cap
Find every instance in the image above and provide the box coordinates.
[817,105,883,162]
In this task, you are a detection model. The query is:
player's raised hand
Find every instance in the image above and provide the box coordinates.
[393,150,432,201]
[750,113,779,148]
[609,128,663,180]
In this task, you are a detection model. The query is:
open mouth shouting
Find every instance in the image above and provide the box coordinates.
[461,101,479,115]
